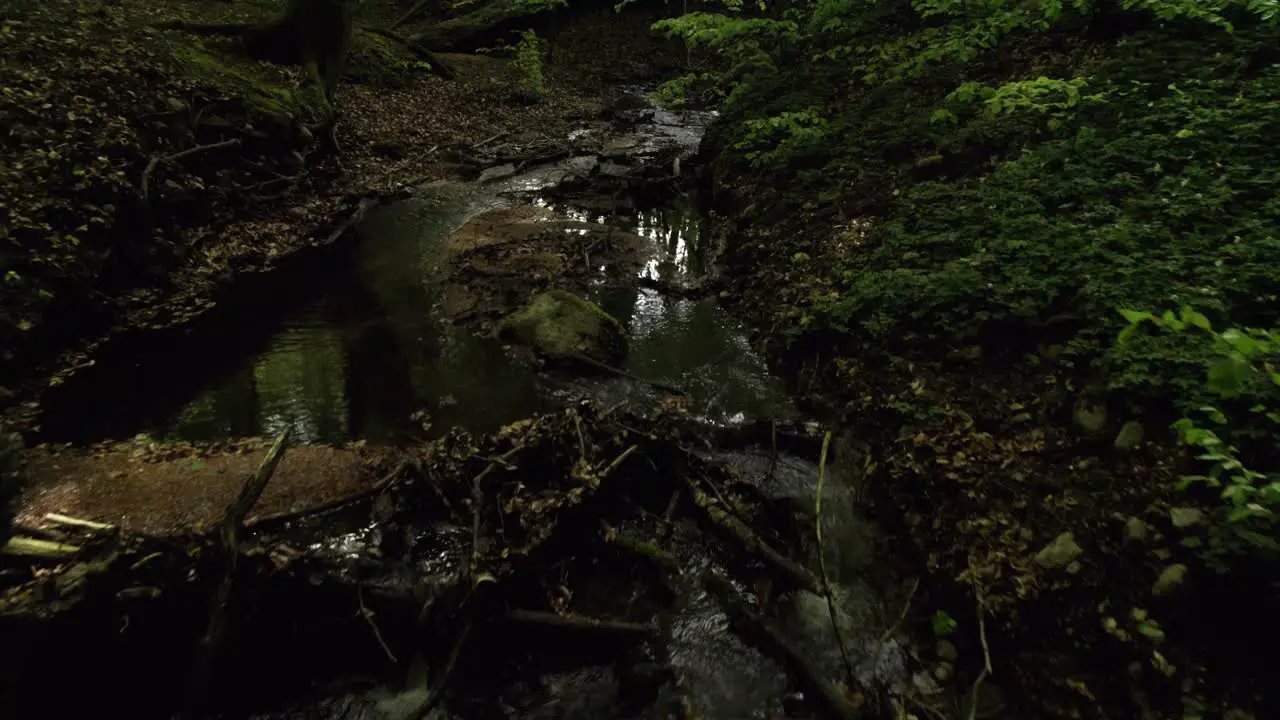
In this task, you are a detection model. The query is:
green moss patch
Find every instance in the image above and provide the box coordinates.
[499,290,627,362]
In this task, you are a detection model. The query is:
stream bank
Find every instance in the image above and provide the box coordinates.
[3,85,938,720]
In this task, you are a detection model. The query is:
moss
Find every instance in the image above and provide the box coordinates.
[345,29,434,87]
[414,0,554,52]
[167,38,313,122]
[499,290,627,362]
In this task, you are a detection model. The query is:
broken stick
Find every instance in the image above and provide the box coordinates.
[183,428,290,719]
[141,138,242,203]
[684,474,823,595]
[1,536,81,559]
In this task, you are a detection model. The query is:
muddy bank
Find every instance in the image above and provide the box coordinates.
[17,439,390,535]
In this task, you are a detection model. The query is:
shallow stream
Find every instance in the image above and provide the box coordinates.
[31,92,913,719]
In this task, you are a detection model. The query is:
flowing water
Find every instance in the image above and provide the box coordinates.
[31,93,911,719]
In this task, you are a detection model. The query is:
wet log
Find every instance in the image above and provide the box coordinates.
[705,571,861,720]
[506,609,658,637]
[1,536,81,559]
[684,473,823,596]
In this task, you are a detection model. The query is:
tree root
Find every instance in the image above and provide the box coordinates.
[140,138,242,203]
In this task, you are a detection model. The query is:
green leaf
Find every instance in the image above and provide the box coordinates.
[1119,308,1154,325]
[931,610,958,636]
[1179,307,1212,331]
[1207,355,1251,396]
[1220,329,1262,357]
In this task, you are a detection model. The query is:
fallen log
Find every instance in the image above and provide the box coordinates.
[684,470,823,596]
[705,571,861,720]
[1,536,81,559]
[506,609,658,637]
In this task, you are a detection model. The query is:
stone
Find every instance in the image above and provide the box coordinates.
[478,163,517,183]
[1073,401,1108,437]
[1170,507,1205,529]
[1126,516,1148,542]
[1152,563,1188,597]
[1035,531,1083,569]
[936,639,959,661]
[498,290,627,363]
[1114,420,1145,450]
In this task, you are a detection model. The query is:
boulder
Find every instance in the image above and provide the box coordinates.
[499,290,627,363]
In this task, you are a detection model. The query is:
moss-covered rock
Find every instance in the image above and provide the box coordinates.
[499,290,627,363]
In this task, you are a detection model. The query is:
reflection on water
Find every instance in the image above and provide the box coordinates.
[150,185,549,445]
[591,289,790,426]
[45,174,788,445]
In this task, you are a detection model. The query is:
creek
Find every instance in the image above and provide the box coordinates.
[27,92,916,719]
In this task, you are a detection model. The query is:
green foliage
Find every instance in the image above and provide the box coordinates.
[1118,310,1280,565]
[513,29,548,97]
[932,610,958,635]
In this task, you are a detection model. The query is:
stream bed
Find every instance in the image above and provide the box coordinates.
[18,92,920,720]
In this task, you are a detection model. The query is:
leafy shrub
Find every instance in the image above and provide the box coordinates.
[513,29,548,97]
[1118,309,1280,566]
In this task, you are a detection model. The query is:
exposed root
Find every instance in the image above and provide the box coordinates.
[141,138,242,204]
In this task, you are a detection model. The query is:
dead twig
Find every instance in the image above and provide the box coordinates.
[246,459,408,529]
[815,431,857,689]
[474,131,508,149]
[967,584,993,720]
[141,138,241,203]
[878,577,921,646]
[685,473,822,595]
[184,428,290,719]
[705,571,860,720]
[599,445,638,478]
[506,609,657,636]
[469,442,526,581]
[416,619,472,720]
[1,536,80,559]
[42,513,115,533]
[358,584,398,665]
[572,411,586,457]
[570,352,686,396]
